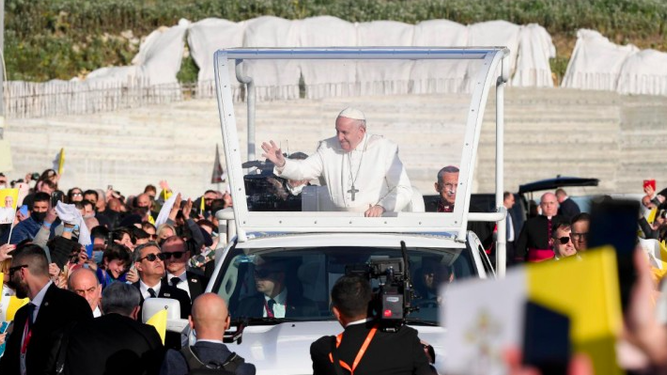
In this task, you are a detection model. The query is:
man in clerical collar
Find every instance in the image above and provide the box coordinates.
[261,107,413,217]
[433,165,459,213]
[516,192,565,263]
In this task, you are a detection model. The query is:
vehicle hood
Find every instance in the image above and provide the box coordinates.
[229,321,445,375]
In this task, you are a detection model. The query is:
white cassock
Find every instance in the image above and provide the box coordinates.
[275,133,412,212]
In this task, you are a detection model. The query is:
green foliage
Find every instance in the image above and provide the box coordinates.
[5,0,667,82]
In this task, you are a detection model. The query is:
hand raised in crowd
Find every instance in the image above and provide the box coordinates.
[0,243,16,262]
[159,180,170,191]
[182,198,193,220]
[126,267,139,283]
[623,248,667,367]
[0,331,6,346]
[44,207,57,224]
[261,140,286,168]
[48,262,61,280]
[168,193,183,221]
[364,204,385,218]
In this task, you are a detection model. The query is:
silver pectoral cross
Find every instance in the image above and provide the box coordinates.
[348,184,359,201]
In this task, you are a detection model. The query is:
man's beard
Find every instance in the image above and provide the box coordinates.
[8,279,28,299]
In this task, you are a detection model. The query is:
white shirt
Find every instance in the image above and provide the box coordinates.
[166,271,190,297]
[21,281,52,375]
[93,306,102,318]
[263,289,287,318]
[139,280,162,300]
[276,133,413,212]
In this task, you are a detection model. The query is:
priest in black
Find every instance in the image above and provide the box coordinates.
[516,192,565,263]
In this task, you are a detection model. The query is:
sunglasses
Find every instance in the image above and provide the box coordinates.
[254,269,280,278]
[570,232,588,241]
[8,264,28,277]
[149,234,158,240]
[557,236,572,245]
[140,253,166,262]
[163,251,186,260]
[72,192,83,196]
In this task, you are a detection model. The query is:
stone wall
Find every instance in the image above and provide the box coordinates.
[4,87,667,200]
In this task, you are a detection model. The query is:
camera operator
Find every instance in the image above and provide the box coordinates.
[310,274,433,375]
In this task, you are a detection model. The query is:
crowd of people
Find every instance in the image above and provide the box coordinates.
[1,103,667,375]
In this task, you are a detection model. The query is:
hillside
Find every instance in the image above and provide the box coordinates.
[6,0,667,83]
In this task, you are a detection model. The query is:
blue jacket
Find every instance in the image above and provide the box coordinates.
[0,217,42,244]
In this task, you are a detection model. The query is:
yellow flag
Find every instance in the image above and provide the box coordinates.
[57,148,65,176]
[200,196,205,213]
[526,247,623,375]
[6,296,30,322]
[0,272,3,296]
[146,308,168,344]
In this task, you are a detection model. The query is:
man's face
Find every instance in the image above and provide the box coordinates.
[70,272,102,312]
[159,227,174,241]
[4,196,13,208]
[33,200,49,213]
[204,192,217,208]
[571,220,589,252]
[540,193,558,217]
[335,117,365,153]
[254,265,284,297]
[137,194,151,209]
[554,226,576,258]
[642,196,655,209]
[136,245,165,279]
[83,204,95,217]
[9,263,29,299]
[504,194,515,209]
[162,240,189,276]
[435,172,459,206]
[84,194,97,205]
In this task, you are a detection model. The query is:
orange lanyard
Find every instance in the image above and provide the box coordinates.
[330,324,378,375]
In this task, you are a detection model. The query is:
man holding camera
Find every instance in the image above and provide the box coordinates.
[310,274,433,375]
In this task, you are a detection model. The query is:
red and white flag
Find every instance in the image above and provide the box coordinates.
[211,144,226,183]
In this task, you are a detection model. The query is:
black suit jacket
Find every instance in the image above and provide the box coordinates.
[235,292,319,319]
[558,198,581,220]
[0,283,93,375]
[163,271,209,302]
[133,279,192,320]
[64,313,164,375]
[160,341,256,375]
[310,322,432,375]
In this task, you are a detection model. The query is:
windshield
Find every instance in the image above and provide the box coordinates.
[212,245,478,325]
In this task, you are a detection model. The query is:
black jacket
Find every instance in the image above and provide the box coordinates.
[310,322,432,375]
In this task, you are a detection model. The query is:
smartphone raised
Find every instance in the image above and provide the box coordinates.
[588,197,640,311]
[50,191,64,208]
[643,179,656,192]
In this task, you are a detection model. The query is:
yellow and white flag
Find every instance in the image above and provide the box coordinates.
[146,308,168,345]
[443,247,622,375]
[0,295,30,322]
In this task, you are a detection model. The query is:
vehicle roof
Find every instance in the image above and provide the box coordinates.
[234,231,465,250]
[518,176,600,194]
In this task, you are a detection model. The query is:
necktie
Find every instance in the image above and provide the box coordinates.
[148,288,157,298]
[171,277,181,287]
[26,303,36,329]
[267,299,276,317]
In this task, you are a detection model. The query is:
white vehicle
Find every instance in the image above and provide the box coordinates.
[206,47,509,374]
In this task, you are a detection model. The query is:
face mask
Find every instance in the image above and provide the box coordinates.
[83,214,95,219]
[31,211,47,223]
[0,184,6,190]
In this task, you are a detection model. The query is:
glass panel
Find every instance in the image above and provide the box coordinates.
[215,245,477,325]
[227,57,488,217]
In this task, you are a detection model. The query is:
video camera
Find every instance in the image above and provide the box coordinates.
[345,241,415,331]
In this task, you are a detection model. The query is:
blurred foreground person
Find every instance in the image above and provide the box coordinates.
[160,293,255,375]
[62,282,164,375]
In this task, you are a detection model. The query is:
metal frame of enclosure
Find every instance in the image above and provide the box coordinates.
[214,47,511,277]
